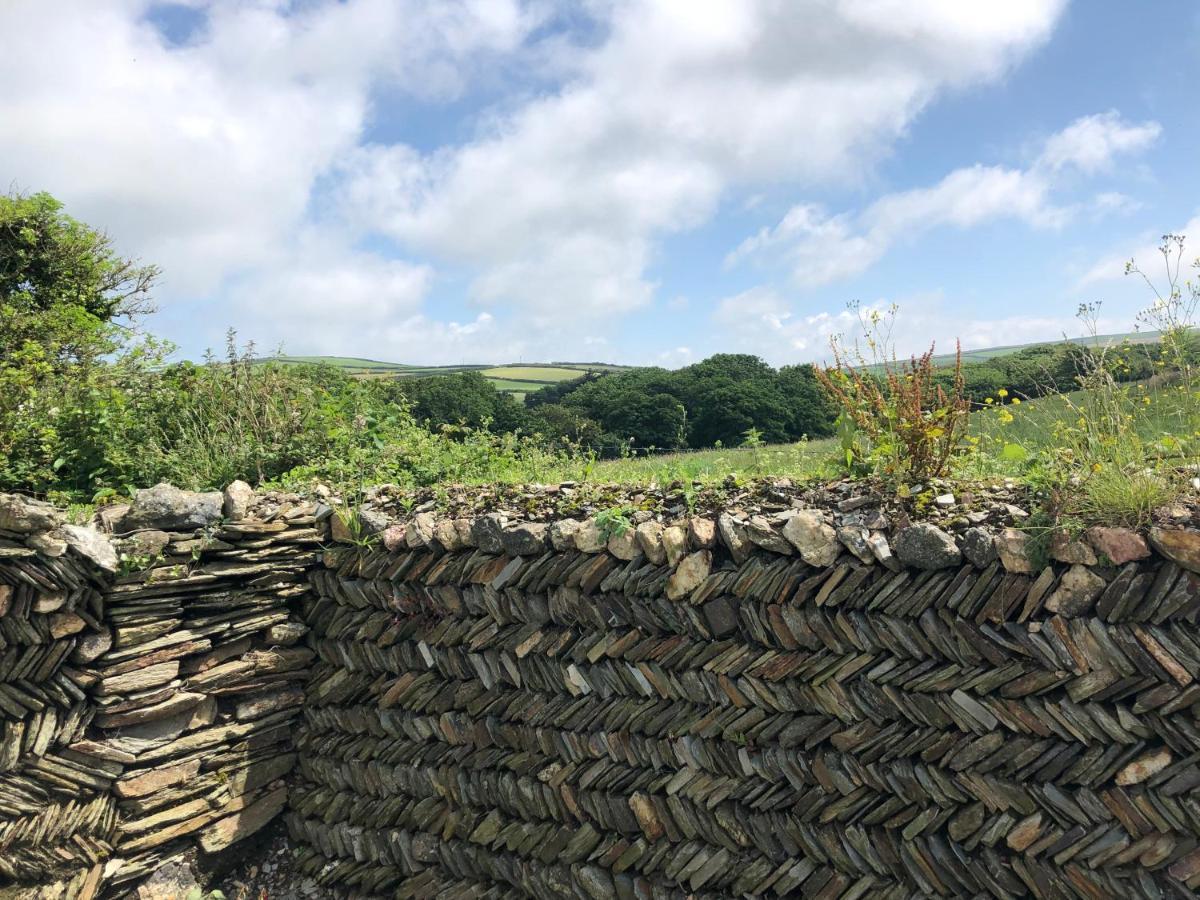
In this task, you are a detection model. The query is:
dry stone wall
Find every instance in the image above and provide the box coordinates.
[292,496,1200,899]
[6,479,1200,899]
[0,485,323,899]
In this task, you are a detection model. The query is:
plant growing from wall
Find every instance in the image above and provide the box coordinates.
[595,506,633,540]
[816,303,970,482]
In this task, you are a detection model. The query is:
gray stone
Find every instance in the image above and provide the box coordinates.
[961,527,998,568]
[894,523,962,570]
[405,512,436,548]
[866,531,900,571]
[573,519,607,554]
[607,527,640,561]
[330,506,387,543]
[1044,564,1106,617]
[123,530,171,559]
[995,528,1035,573]
[502,522,548,556]
[781,510,839,566]
[60,524,118,573]
[121,483,223,532]
[198,785,288,853]
[26,530,67,556]
[71,629,113,664]
[136,858,201,900]
[471,513,507,553]
[837,526,875,564]
[222,479,255,520]
[662,524,688,567]
[1049,532,1097,566]
[548,518,581,551]
[667,550,711,601]
[635,521,667,565]
[745,515,793,555]
[0,493,63,534]
[265,621,308,646]
[717,513,751,563]
[433,518,466,551]
[357,507,389,535]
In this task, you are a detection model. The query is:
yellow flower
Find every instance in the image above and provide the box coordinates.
[1091,462,1103,472]
[985,397,994,405]
[998,388,1008,398]
[1011,397,1021,405]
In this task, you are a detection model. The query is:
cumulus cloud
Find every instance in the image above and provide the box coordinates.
[712,288,1124,366]
[731,111,1160,287]
[1079,215,1200,288]
[1,0,1074,360]
[0,0,544,362]
[339,0,1067,319]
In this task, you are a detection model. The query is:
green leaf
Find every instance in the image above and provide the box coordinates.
[1001,443,1029,462]
[184,890,202,900]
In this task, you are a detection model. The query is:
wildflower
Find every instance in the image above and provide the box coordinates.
[998,388,1008,398]
[985,398,994,405]
[1011,397,1021,405]
[1091,462,1103,472]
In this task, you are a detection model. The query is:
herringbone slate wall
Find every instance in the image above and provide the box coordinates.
[288,536,1200,899]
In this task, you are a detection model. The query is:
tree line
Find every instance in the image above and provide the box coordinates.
[4,188,1190,502]
[392,337,1187,457]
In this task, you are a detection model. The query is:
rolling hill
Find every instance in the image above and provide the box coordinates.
[265,331,1160,398]
[265,358,632,399]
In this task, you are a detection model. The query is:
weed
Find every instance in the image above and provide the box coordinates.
[594,506,633,540]
[817,303,970,481]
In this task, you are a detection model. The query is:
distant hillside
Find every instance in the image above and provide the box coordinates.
[264,357,634,399]
[268,331,1159,396]
[928,331,1159,367]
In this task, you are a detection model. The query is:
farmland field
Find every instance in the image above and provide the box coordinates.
[263,355,631,396]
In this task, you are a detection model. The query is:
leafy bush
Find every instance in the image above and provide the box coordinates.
[817,305,970,481]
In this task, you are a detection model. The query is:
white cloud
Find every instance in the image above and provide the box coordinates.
[340,0,1067,319]
[712,288,1126,366]
[1079,215,1200,287]
[732,111,1161,287]
[0,0,1075,361]
[0,0,541,335]
[1040,111,1161,173]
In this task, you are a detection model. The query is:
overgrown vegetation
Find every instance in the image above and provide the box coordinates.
[817,303,970,481]
[813,238,1200,530]
[1,189,1197,532]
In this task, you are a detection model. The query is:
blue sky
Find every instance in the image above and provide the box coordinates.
[2,1,1198,366]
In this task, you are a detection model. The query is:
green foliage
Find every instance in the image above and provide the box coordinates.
[817,304,970,481]
[0,189,160,494]
[594,506,633,540]
[524,354,835,454]
[388,370,526,433]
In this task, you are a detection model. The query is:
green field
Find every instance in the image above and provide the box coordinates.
[271,355,415,374]
[482,365,590,382]
[585,375,1197,486]
[263,355,630,396]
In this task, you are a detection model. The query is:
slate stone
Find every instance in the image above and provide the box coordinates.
[894,523,962,570]
[121,483,223,531]
[471,512,507,553]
